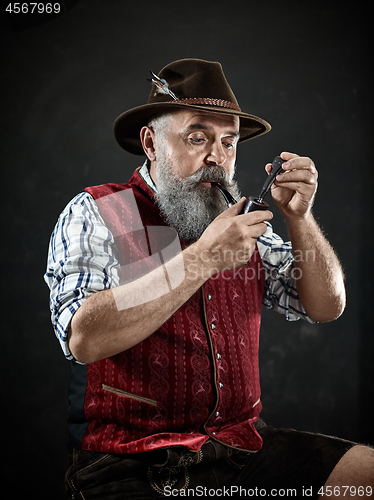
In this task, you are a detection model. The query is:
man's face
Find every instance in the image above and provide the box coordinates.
[151,109,240,184]
[149,109,242,243]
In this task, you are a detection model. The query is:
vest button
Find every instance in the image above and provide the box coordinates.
[207,294,212,300]
[216,353,221,360]
[212,431,216,435]
[216,411,220,417]
[219,383,223,389]
[211,323,216,330]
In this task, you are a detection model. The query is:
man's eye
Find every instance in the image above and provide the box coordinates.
[190,137,205,144]
[223,142,235,149]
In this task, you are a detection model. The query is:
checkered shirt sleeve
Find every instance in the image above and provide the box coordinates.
[44,192,121,359]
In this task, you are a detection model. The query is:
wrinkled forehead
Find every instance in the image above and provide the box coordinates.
[169,108,240,134]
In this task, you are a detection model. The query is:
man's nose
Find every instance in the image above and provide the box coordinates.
[204,141,226,166]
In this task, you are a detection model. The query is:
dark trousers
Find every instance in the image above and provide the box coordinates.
[65,420,355,499]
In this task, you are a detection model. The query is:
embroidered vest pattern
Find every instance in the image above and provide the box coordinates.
[69,168,265,454]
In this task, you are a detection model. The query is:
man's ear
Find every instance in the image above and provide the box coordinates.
[140,126,156,161]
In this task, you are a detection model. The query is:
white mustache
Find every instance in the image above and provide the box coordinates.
[182,165,232,190]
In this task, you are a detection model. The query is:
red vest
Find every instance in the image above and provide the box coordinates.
[72,168,265,454]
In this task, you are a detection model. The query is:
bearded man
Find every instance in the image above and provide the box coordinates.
[45,59,374,499]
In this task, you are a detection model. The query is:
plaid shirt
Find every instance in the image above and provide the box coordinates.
[44,163,313,360]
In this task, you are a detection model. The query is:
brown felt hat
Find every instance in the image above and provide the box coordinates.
[113,58,271,155]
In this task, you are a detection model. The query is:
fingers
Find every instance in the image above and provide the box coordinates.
[264,153,318,189]
[265,153,317,175]
[200,203,273,273]
[275,159,317,194]
[281,154,317,177]
[218,197,273,223]
[280,151,299,162]
[237,208,273,226]
[275,167,317,187]
[213,204,273,242]
[216,197,247,218]
[235,209,273,241]
[265,163,272,175]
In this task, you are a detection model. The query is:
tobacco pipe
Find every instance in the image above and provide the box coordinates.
[212,156,285,213]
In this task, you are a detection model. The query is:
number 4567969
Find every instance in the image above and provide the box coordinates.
[5,3,61,14]
[318,485,372,497]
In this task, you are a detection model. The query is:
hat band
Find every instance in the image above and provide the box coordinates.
[169,97,241,112]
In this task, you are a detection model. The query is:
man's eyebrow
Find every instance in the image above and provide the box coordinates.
[185,123,209,132]
[186,123,240,137]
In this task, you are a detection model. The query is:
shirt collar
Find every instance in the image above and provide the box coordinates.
[139,160,157,192]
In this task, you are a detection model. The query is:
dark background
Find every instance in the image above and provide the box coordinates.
[1,0,372,496]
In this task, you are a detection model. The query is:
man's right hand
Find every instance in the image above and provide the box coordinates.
[192,197,273,275]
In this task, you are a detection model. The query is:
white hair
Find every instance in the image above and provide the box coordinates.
[147,112,172,144]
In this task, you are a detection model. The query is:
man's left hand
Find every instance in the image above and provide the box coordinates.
[265,151,318,220]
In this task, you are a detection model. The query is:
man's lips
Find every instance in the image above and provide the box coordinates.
[200,180,217,187]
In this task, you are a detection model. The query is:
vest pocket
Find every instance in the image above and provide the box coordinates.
[102,384,158,407]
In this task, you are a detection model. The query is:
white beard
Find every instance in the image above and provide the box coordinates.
[155,152,241,243]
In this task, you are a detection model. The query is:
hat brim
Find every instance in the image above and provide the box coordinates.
[113,102,271,155]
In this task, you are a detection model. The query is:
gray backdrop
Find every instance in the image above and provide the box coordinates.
[1,0,372,497]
